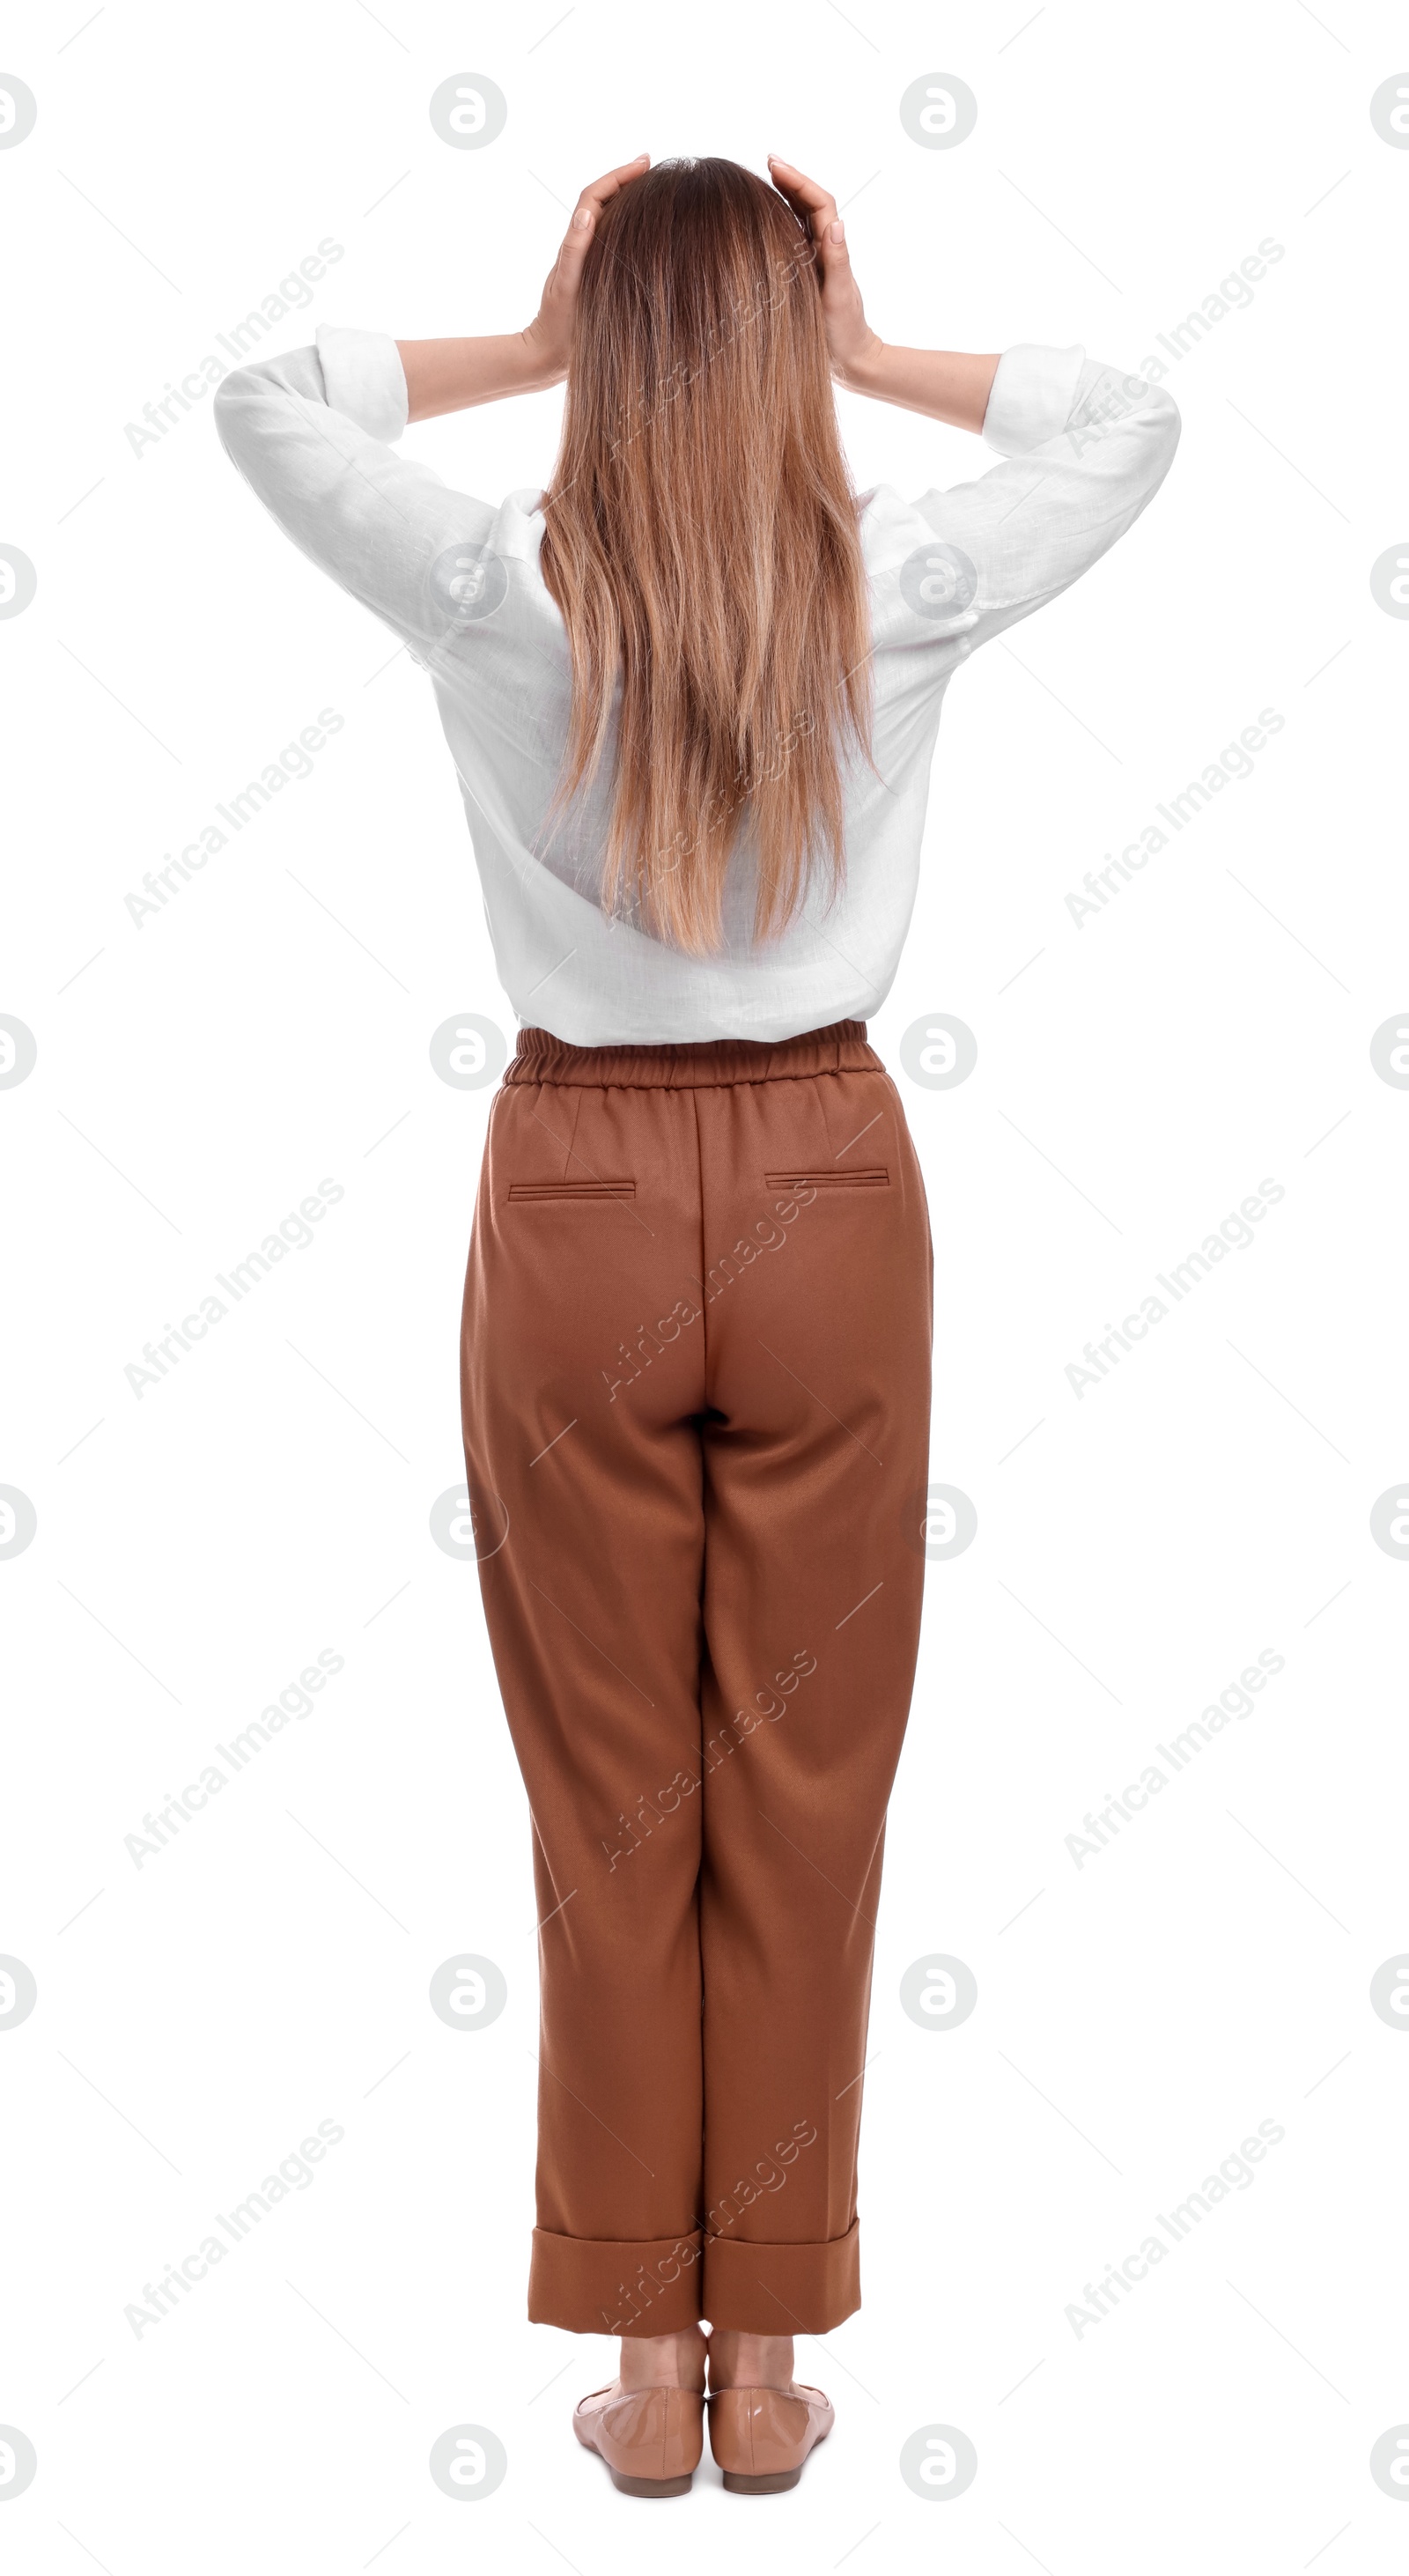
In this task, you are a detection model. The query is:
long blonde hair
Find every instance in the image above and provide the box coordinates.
[538,156,874,956]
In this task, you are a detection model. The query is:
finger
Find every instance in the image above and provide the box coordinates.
[768,175,812,240]
[553,152,650,281]
[765,157,820,239]
[766,155,837,233]
[579,151,653,217]
[768,157,848,278]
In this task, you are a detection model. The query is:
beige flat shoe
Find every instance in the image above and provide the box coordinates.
[707,2382,834,2492]
[572,2380,704,2497]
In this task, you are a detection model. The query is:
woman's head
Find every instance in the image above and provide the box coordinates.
[539,157,873,954]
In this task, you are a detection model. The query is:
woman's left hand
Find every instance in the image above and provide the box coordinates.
[522,156,652,383]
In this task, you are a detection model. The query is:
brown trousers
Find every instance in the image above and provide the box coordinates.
[461,1021,932,2336]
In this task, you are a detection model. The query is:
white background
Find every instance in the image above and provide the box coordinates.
[4,0,1408,2566]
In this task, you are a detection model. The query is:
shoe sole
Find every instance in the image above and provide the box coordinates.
[607,2468,693,2497]
[721,2466,804,2493]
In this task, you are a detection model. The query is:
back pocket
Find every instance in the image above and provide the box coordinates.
[506,1179,636,1201]
[764,1168,890,1191]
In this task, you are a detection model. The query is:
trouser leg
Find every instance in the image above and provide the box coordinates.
[460,1074,712,2334]
[691,1062,933,2331]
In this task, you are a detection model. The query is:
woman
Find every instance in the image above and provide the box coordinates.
[217,151,1178,2497]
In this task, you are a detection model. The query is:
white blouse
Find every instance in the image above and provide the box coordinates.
[215,330,1178,1045]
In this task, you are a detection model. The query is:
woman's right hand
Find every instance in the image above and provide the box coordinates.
[767,157,883,388]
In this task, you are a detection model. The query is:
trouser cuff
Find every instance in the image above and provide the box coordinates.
[528,2228,705,2336]
[702,2218,860,2331]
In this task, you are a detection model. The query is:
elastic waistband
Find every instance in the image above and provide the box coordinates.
[504,1020,881,1090]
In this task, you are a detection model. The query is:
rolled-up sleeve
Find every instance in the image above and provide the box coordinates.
[911,343,1180,653]
[213,327,495,646]
[314,324,411,446]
